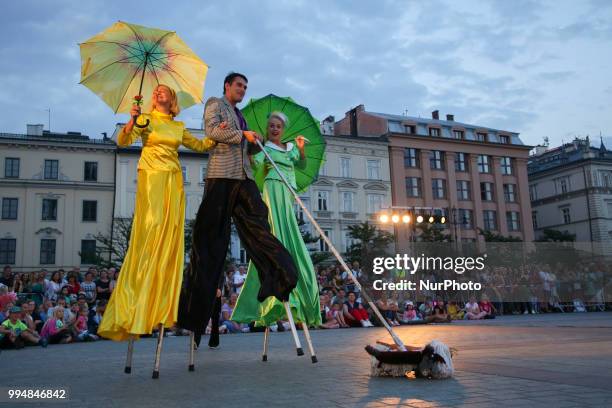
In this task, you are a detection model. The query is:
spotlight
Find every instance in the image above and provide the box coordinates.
[428,216,434,223]
[379,214,389,223]
[391,214,400,223]
[440,216,446,224]
[416,215,423,224]
[402,215,411,224]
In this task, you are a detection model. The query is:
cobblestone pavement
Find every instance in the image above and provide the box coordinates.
[1,312,611,407]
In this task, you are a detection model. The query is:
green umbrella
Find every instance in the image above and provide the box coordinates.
[241,94,326,193]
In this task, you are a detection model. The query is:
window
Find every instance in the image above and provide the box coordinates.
[342,192,355,212]
[404,148,419,168]
[453,130,464,139]
[200,165,207,183]
[294,197,309,222]
[319,230,331,252]
[343,230,355,252]
[506,211,520,231]
[476,132,487,142]
[477,155,490,173]
[319,162,327,176]
[4,158,19,178]
[483,210,497,231]
[317,191,329,211]
[458,209,473,229]
[2,198,18,220]
[40,239,56,264]
[562,207,571,224]
[529,184,538,201]
[80,240,97,264]
[430,151,444,170]
[480,182,494,201]
[366,160,381,180]
[340,158,351,178]
[532,211,538,230]
[42,199,58,221]
[0,239,16,264]
[456,180,470,200]
[500,157,513,175]
[44,160,59,180]
[404,125,415,134]
[405,177,421,197]
[499,135,510,144]
[82,201,97,222]
[559,178,569,194]
[428,127,441,137]
[181,166,189,184]
[504,184,516,203]
[367,194,383,214]
[84,162,98,182]
[432,179,446,199]
[455,153,467,172]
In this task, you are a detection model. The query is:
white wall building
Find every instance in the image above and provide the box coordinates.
[0,125,115,270]
[528,137,612,254]
[301,132,393,254]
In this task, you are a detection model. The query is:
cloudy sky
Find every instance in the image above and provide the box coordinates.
[1,0,611,148]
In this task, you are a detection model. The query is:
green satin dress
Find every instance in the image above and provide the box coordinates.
[231,141,321,327]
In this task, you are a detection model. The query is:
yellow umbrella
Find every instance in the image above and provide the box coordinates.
[79,21,208,126]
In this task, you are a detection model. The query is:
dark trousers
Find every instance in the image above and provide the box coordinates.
[178,178,298,334]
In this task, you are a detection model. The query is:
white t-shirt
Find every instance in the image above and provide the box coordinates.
[233,271,247,294]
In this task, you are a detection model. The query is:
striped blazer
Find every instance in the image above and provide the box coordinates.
[203,96,256,180]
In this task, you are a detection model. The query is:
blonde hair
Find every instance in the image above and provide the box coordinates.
[54,307,64,319]
[268,111,289,128]
[151,84,180,117]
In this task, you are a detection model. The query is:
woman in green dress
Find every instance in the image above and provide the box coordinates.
[232,112,321,330]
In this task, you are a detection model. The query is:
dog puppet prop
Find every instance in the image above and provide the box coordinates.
[365,340,455,379]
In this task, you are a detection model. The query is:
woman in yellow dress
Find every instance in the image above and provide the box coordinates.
[98,85,215,375]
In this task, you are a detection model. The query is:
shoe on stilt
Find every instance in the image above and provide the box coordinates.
[208,331,219,349]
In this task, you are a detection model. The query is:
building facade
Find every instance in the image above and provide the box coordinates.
[303,130,393,253]
[333,105,534,250]
[0,125,115,270]
[528,137,612,253]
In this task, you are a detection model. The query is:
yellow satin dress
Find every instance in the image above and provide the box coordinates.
[98,109,215,341]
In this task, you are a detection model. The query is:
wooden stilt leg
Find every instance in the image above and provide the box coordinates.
[124,337,134,374]
[262,326,270,362]
[283,302,303,356]
[188,332,195,371]
[152,324,164,379]
[301,322,318,363]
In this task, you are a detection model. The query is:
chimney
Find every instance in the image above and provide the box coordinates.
[431,110,439,120]
[355,104,365,112]
[27,124,44,136]
[446,114,454,121]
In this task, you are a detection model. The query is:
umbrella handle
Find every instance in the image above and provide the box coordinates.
[133,115,150,129]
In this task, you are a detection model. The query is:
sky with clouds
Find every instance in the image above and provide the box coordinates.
[1,0,611,148]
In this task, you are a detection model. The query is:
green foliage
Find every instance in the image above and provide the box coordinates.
[344,222,395,276]
[535,229,576,242]
[478,228,523,242]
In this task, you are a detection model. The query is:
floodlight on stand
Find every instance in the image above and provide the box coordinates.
[379,214,389,223]
[440,216,446,224]
[402,215,411,224]
[416,215,423,224]
[391,214,400,223]
[428,216,434,223]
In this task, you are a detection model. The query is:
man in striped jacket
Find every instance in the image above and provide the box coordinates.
[179,73,298,343]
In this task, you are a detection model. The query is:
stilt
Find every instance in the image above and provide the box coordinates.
[301,323,318,363]
[283,302,303,356]
[262,326,270,362]
[152,324,164,379]
[124,337,134,374]
[188,332,195,371]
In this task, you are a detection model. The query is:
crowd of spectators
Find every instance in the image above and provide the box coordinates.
[1,257,610,350]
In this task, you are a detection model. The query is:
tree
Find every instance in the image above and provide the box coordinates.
[88,217,134,268]
[478,228,523,242]
[344,222,395,277]
[535,229,576,242]
[415,223,452,242]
